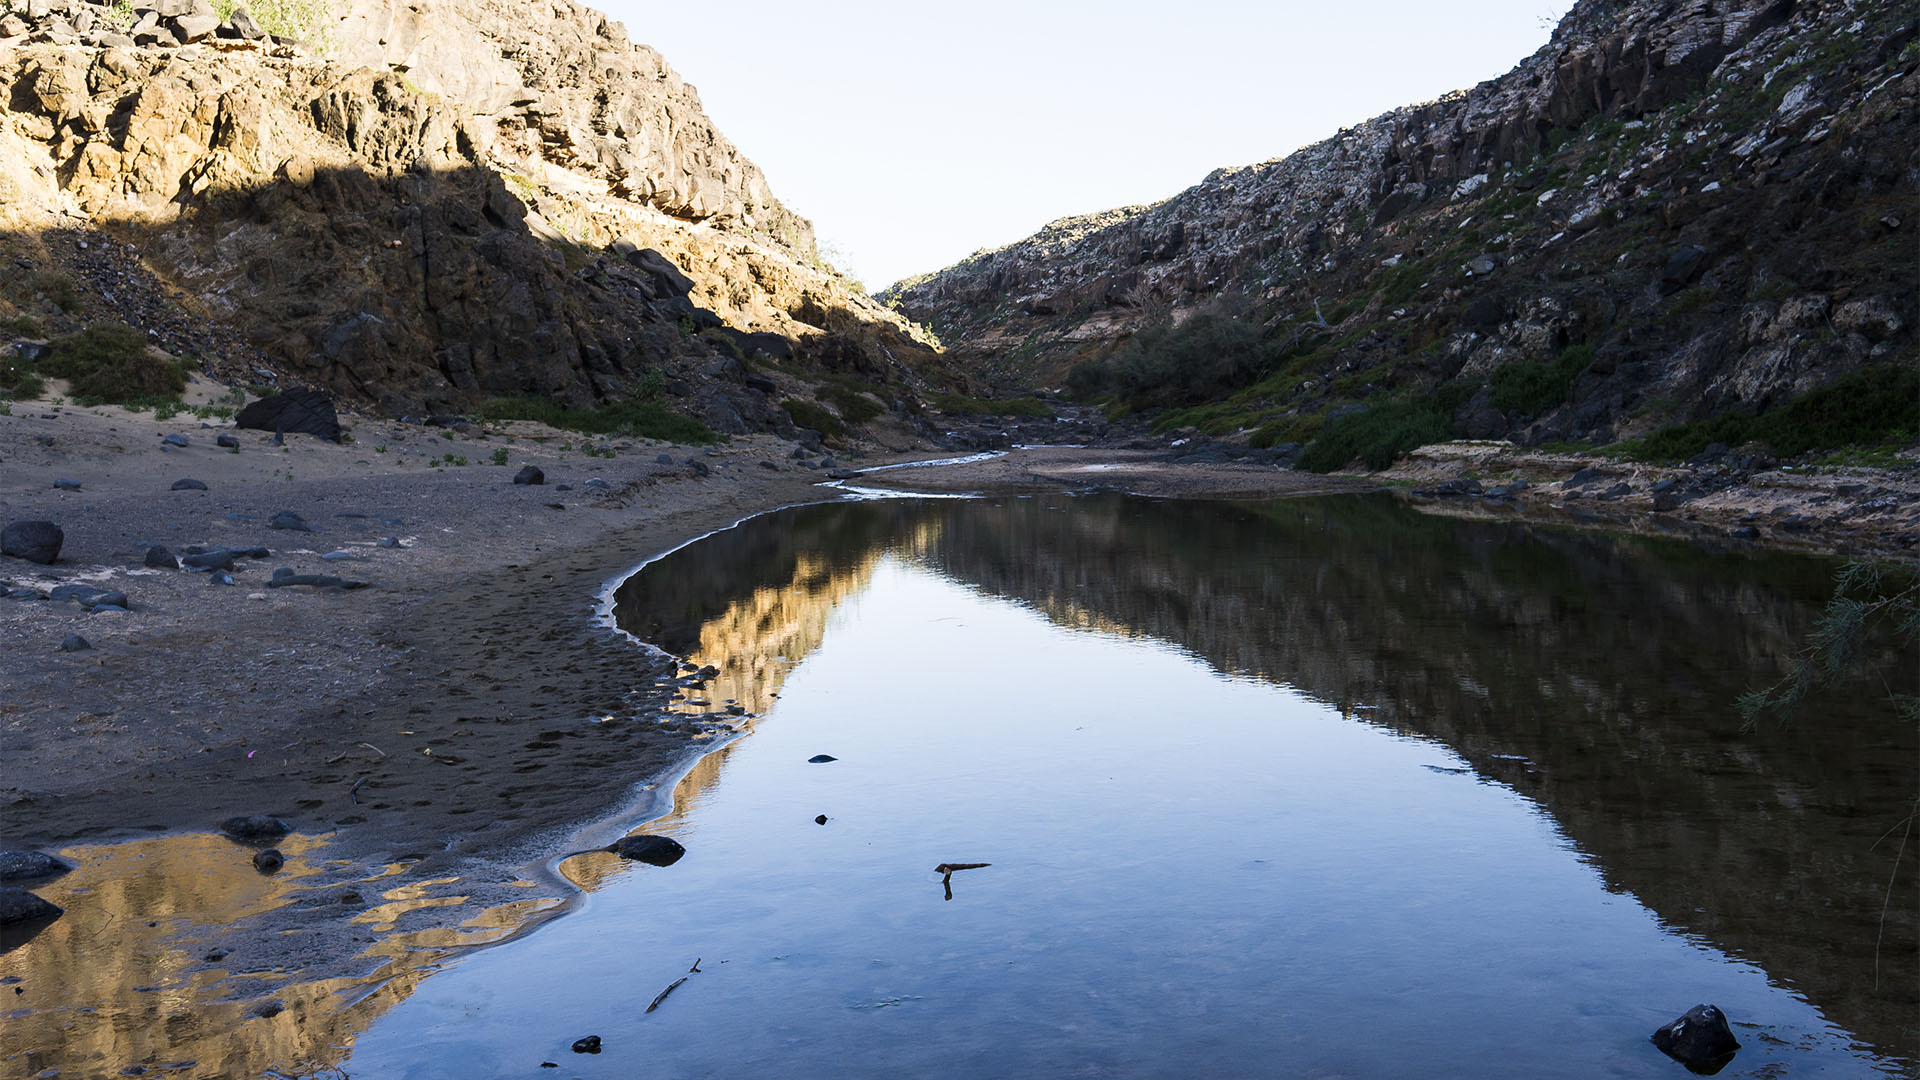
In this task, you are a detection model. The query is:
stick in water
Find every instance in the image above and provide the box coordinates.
[645,976,688,1014]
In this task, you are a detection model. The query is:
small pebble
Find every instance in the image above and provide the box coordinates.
[570,1036,601,1054]
[57,634,91,653]
[170,478,208,491]
[52,478,80,491]
[161,434,189,447]
[808,754,837,764]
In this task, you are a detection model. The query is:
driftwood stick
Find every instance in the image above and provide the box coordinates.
[645,976,688,1014]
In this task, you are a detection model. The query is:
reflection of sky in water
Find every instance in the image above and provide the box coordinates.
[346,557,1902,1079]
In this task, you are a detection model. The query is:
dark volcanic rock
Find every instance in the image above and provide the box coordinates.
[49,584,128,611]
[0,851,72,883]
[0,887,62,925]
[252,849,285,874]
[570,1036,602,1055]
[808,754,838,763]
[1651,1004,1740,1074]
[216,433,241,449]
[171,478,209,491]
[182,549,237,571]
[53,477,81,491]
[268,568,368,589]
[1660,244,1711,295]
[144,546,179,569]
[267,510,313,532]
[513,465,545,485]
[236,389,342,443]
[57,634,92,652]
[220,816,291,841]
[607,834,685,866]
[2,521,62,564]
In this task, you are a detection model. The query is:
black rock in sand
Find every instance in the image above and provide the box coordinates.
[1,521,62,565]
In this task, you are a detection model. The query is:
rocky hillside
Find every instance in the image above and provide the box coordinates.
[0,0,945,433]
[887,0,1917,465]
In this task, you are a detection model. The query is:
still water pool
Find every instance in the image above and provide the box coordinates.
[342,493,1915,1078]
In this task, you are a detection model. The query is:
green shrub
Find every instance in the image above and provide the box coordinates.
[4,315,45,337]
[780,398,844,439]
[1067,312,1269,408]
[1665,286,1722,318]
[476,394,720,445]
[1489,344,1593,416]
[41,323,188,405]
[0,358,45,400]
[818,383,884,426]
[1613,364,1920,462]
[1296,398,1454,473]
[1249,412,1325,449]
[32,273,79,313]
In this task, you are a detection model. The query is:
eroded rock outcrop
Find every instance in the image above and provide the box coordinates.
[0,0,942,420]
[889,0,1916,449]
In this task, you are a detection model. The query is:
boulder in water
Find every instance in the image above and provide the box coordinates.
[1651,1004,1740,1074]
[607,835,684,866]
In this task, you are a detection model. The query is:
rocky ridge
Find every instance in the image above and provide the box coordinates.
[888,0,1916,455]
[0,0,945,429]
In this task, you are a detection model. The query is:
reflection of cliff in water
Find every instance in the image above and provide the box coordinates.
[614,505,929,720]
[916,492,1918,1063]
[0,833,556,1079]
[614,493,1915,1062]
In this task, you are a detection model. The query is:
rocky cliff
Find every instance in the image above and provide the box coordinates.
[0,0,943,430]
[887,0,1916,460]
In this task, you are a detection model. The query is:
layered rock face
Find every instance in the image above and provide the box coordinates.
[0,0,939,422]
[889,0,1916,447]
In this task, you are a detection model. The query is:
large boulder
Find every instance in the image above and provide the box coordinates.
[1651,1004,1740,1074]
[235,389,343,443]
[1,521,62,564]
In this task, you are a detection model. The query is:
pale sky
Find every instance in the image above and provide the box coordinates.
[601,1,1577,290]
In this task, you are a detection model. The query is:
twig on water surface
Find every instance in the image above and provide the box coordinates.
[689,957,702,973]
[645,976,688,1014]
[935,862,992,902]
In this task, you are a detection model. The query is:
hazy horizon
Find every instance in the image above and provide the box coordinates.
[604,1,1579,290]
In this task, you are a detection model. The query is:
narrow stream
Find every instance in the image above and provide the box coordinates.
[4,492,1912,1078]
[344,492,1916,1078]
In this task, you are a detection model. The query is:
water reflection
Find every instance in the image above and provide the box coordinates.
[0,832,561,1078]
[612,492,1917,1065]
